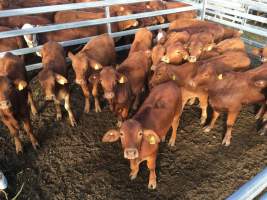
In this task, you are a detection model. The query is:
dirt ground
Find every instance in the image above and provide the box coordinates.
[0,51,267,200]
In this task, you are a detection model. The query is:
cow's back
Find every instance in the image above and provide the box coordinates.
[134,81,181,138]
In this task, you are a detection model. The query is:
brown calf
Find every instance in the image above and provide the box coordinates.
[102,81,182,189]
[252,46,267,63]
[213,37,246,54]
[189,63,267,146]
[128,28,153,56]
[68,34,116,113]
[0,53,38,153]
[165,2,197,22]
[38,41,76,126]
[186,32,215,63]
[0,26,24,53]
[91,66,133,125]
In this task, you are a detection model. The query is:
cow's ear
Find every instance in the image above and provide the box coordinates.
[68,52,75,61]
[14,80,27,91]
[254,79,267,88]
[88,73,100,83]
[117,73,128,84]
[102,129,120,143]
[89,59,103,70]
[55,73,68,85]
[143,130,160,145]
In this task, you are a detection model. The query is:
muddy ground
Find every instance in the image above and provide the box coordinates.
[0,51,266,200]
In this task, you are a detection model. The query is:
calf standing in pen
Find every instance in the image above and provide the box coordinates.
[0,53,39,153]
[102,81,182,189]
[189,63,267,146]
[38,41,76,126]
[68,34,116,113]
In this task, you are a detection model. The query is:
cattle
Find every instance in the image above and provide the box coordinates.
[186,32,215,63]
[252,46,267,63]
[222,27,243,40]
[90,66,133,125]
[116,50,151,110]
[213,37,246,54]
[128,28,153,55]
[151,44,166,68]
[0,15,51,28]
[0,26,24,53]
[0,53,39,153]
[168,19,225,42]
[102,81,182,189]
[68,34,116,113]
[188,63,267,146]
[160,42,189,64]
[150,62,208,125]
[38,41,76,126]
[165,1,197,22]
[150,50,251,125]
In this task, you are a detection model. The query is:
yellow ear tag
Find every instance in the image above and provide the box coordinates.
[18,82,26,91]
[217,74,223,80]
[172,74,176,81]
[118,76,125,84]
[57,79,66,85]
[149,135,156,145]
[94,64,101,70]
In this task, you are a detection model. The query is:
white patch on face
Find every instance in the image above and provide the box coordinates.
[21,23,38,49]
[156,31,164,42]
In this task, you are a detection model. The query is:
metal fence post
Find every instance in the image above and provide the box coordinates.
[105,0,112,34]
[201,0,208,20]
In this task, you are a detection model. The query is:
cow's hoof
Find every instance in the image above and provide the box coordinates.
[221,138,231,146]
[129,171,138,180]
[200,117,206,125]
[203,126,212,133]
[95,107,101,113]
[70,118,77,127]
[84,106,90,114]
[148,180,157,190]
[168,139,175,147]
[32,142,40,150]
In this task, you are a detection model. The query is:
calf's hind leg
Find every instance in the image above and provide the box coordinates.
[222,110,240,146]
[168,112,180,147]
[22,117,39,150]
[28,90,38,116]
[203,110,220,133]
[64,93,77,127]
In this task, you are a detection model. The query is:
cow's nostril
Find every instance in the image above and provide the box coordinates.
[188,56,197,63]
[124,148,139,159]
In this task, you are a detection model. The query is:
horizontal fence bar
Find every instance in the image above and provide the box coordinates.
[0,0,152,18]
[206,4,267,24]
[242,37,266,48]
[0,5,199,39]
[227,167,267,200]
[259,192,267,200]
[206,10,243,23]
[0,23,169,56]
[205,15,267,37]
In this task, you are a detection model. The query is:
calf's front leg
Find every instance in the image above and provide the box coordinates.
[147,154,157,190]
[54,99,62,121]
[22,117,39,150]
[92,82,101,113]
[64,93,77,127]
[80,83,91,113]
[222,110,239,146]
[129,159,140,180]
[28,90,38,116]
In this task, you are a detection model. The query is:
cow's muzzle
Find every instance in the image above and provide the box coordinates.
[45,95,56,101]
[188,56,197,63]
[124,148,139,159]
[104,92,115,99]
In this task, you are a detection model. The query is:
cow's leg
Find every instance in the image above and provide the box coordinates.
[147,155,157,190]
[199,94,208,125]
[64,93,77,127]
[129,159,140,180]
[222,110,239,146]
[80,83,90,113]
[54,99,62,121]
[28,90,38,116]
[203,110,220,133]
[22,118,39,150]
[92,82,101,113]
[255,102,266,120]
[3,120,22,154]
[168,112,180,147]
[132,93,141,110]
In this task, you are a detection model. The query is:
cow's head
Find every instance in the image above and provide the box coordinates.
[89,66,127,100]
[38,67,68,101]
[102,119,160,159]
[251,47,267,63]
[0,76,27,111]
[150,63,177,87]
[151,44,165,68]
[0,0,9,10]
[21,23,41,57]
[68,51,103,86]
[161,42,189,64]
[154,29,167,45]
[188,63,217,90]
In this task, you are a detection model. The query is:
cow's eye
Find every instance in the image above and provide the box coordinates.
[138,131,143,136]
[120,132,124,137]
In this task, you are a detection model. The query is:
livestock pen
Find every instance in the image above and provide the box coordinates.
[0,0,266,199]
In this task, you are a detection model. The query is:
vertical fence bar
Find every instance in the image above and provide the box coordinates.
[105,0,112,34]
[201,0,208,20]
